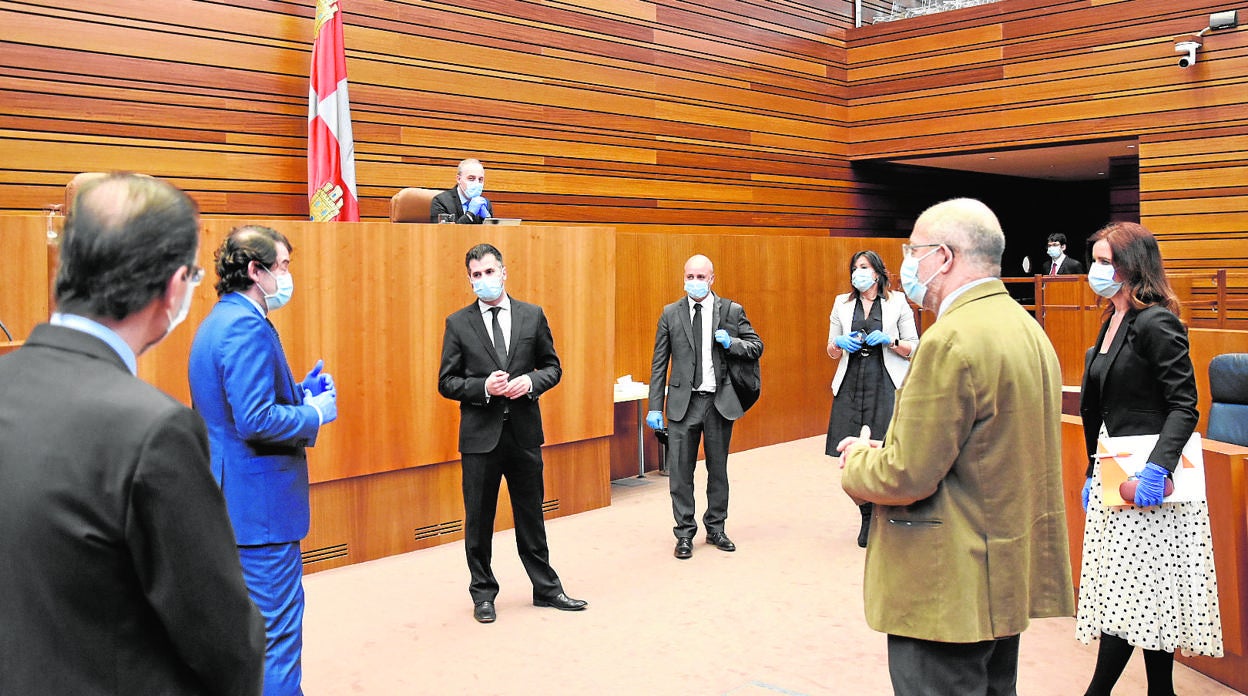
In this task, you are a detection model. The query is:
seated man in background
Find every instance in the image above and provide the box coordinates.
[430,158,494,223]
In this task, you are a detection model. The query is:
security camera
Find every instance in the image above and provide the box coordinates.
[1175,35,1202,67]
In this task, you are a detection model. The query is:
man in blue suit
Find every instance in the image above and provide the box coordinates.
[189,225,338,696]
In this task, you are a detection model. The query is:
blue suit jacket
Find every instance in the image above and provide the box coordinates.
[188,293,320,546]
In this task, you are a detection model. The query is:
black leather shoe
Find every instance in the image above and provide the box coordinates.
[533,592,587,611]
[674,537,693,559]
[706,532,736,552]
[473,601,496,623]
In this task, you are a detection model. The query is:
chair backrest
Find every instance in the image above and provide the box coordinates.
[1208,353,1248,446]
[389,188,441,223]
[65,172,109,211]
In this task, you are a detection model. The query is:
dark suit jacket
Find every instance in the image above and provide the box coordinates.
[1080,305,1199,477]
[0,324,264,695]
[188,293,320,546]
[1043,256,1085,275]
[438,297,561,453]
[648,294,763,422]
[430,188,492,224]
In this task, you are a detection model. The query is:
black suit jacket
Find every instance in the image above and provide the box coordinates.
[1079,305,1199,477]
[438,297,561,453]
[648,295,763,422]
[0,324,264,696]
[430,188,491,224]
[1043,256,1085,275]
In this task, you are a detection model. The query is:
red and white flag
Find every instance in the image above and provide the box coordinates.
[307,0,359,221]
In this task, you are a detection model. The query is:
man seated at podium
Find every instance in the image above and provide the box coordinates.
[430,158,494,223]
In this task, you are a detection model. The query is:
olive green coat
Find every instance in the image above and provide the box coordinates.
[842,279,1075,643]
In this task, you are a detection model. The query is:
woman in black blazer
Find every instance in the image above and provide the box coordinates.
[1075,222,1222,696]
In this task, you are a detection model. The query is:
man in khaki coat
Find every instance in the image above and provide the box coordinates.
[839,198,1074,695]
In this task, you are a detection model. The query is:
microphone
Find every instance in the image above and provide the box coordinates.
[0,318,11,341]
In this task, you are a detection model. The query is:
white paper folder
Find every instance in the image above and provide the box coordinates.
[1096,432,1205,506]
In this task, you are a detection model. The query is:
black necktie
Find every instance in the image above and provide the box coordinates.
[692,303,703,389]
[489,306,507,364]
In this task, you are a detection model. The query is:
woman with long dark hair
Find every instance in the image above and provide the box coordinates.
[1076,222,1222,695]
[825,250,917,547]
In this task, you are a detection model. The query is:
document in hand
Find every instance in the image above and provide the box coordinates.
[1096,432,1205,507]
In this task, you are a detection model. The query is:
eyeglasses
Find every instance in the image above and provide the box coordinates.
[901,243,942,258]
[187,265,204,284]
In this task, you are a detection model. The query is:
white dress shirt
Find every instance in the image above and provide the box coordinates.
[688,294,716,393]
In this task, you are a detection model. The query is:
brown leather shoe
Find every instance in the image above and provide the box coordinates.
[706,532,736,552]
[674,537,693,559]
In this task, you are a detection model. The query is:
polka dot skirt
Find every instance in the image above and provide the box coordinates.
[1076,460,1224,657]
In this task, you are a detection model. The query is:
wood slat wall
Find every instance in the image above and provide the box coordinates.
[846,0,1248,272]
[0,0,858,235]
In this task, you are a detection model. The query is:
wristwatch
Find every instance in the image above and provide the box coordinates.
[892,337,900,347]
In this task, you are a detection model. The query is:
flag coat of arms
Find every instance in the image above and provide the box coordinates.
[308,0,359,221]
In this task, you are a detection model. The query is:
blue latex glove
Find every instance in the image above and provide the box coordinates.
[301,360,333,396]
[1081,477,1092,512]
[714,329,732,349]
[865,330,892,347]
[467,196,491,217]
[1134,461,1170,507]
[304,388,338,425]
[833,334,863,353]
[645,410,664,430]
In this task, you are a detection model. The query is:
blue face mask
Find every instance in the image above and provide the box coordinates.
[472,275,504,302]
[898,246,943,306]
[261,267,294,311]
[684,279,709,300]
[463,181,484,199]
[851,268,876,292]
[1087,261,1122,299]
[1047,245,1062,259]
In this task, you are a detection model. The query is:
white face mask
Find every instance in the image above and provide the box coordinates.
[472,276,504,302]
[898,245,944,306]
[1087,261,1123,299]
[1046,246,1062,259]
[684,279,709,300]
[464,181,484,199]
[164,268,200,337]
[850,268,876,292]
[261,266,294,311]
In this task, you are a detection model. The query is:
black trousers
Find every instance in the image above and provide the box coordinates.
[461,421,562,603]
[666,392,734,539]
[888,633,1021,696]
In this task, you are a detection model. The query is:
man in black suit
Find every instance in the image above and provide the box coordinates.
[437,243,586,623]
[0,173,264,695]
[1042,232,1085,275]
[646,254,764,559]
[429,158,494,223]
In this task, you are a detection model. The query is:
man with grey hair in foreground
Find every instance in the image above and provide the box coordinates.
[0,173,264,695]
[838,198,1073,695]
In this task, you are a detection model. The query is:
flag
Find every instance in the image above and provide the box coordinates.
[307,0,359,222]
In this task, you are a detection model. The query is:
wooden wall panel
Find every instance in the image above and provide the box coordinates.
[0,218,51,342]
[0,0,856,235]
[844,0,1248,295]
